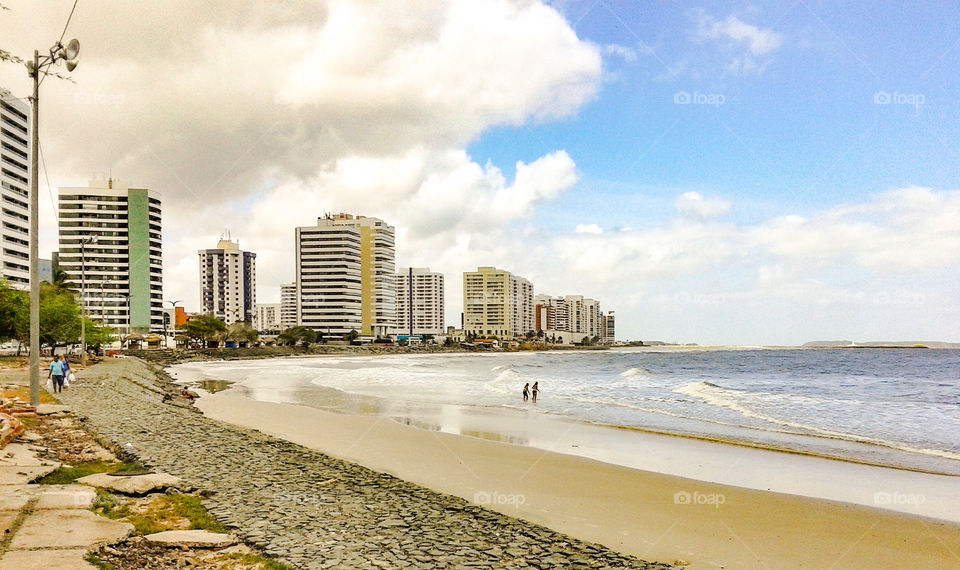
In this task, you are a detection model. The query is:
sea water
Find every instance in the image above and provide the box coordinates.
[171,348,960,476]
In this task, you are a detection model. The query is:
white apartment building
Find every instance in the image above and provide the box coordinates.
[58,180,163,333]
[1,95,30,289]
[535,294,605,342]
[198,238,256,324]
[254,303,282,332]
[280,283,297,328]
[295,213,395,338]
[462,266,533,340]
[392,267,445,336]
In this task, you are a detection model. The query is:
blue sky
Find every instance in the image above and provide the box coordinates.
[473,1,960,225]
[2,1,958,344]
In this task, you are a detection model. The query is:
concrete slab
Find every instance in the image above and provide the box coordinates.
[0,463,59,485]
[0,510,18,534]
[35,485,97,509]
[144,529,237,548]
[0,547,95,569]
[35,404,71,415]
[76,472,187,495]
[10,509,133,549]
[0,443,50,466]
[0,488,31,511]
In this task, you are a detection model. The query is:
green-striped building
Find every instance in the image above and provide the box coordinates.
[58,181,163,334]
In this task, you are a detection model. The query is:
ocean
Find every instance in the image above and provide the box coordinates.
[171,347,960,477]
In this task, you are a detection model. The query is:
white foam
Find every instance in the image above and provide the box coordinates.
[676,381,960,461]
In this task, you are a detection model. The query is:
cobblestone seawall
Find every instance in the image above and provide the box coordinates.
[60,358,674,570]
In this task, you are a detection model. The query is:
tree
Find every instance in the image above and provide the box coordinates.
[0,279,27,345]
[183,314,227,347]
[38,283,81,349]
[277,326,316,347]
[83,319,115,351]
[226,322,258,346]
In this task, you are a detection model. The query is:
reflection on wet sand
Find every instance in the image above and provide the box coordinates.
[390,415,531,445]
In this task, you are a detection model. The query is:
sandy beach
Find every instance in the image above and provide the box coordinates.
[196,390,960,569]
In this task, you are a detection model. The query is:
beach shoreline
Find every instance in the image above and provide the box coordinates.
[192,385,960,569]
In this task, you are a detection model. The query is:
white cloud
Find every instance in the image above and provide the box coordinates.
[603,44,637,62]
[675,191,732,220]
[575,224,603,234]
[538,188,960,344]
[699,14,783,56]
[0,0,601,313]
[693,11,783,74]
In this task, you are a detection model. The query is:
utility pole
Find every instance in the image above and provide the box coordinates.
[25,38,80,405]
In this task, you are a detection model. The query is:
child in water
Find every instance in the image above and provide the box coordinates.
[531,382,539,402]
[522,383,529,401]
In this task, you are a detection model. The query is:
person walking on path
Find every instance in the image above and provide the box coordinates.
[61,356,70,385]
[522,383,530,402]
[48,355,66,394]
[531,381,539,403]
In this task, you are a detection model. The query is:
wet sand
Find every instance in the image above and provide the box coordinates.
[197,391,960,569]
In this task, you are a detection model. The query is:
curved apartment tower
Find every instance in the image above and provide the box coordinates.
[295,213,395,339]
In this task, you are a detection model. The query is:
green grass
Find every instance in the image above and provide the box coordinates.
[83,553,115,570]
[36,460,145,485]
[93,490,228,535]
[216,552,297,570]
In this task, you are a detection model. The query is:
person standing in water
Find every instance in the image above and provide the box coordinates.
[531,381,539,403]
[522,383,530,402]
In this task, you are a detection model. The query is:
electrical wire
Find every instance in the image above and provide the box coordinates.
[37,138,59,223]
[58,0,80,44]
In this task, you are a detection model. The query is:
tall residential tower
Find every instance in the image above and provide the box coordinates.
[58,180,163,333]
[462,266,533,340]
[392,267,445,336]
[198,237,256,324]
[0,95,31,288]
[295,213,395,338]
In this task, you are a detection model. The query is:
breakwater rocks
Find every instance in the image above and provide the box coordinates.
[61,358,673,569]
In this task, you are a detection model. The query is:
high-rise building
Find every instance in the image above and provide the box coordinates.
[253,303,282,332]
[1,95,30,289]
[462,266,533,340]
[535,294,610,343]
[280,282,297,328]
[198,238,256,324]
[58,180,163,333]
[602,311,616,344]
[295,213,395,338]
[392,267,445,336]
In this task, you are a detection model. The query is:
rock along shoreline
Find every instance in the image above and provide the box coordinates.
[59,357,673,569]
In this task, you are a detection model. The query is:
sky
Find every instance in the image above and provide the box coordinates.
[1,0,958,345]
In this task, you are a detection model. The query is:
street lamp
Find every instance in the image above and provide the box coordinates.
[164,300,182,348]
[79,235,97,365]
[26,38,80,406]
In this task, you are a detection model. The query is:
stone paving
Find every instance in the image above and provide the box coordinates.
[59,358,676,569]
[0,442,133,569]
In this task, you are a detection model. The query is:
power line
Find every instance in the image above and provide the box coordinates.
[37,138,59,223]
[58,0,80,44]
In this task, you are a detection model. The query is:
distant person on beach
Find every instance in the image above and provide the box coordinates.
[48,355,65,394]
[522,383,530,402]
[531,382,539,402]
